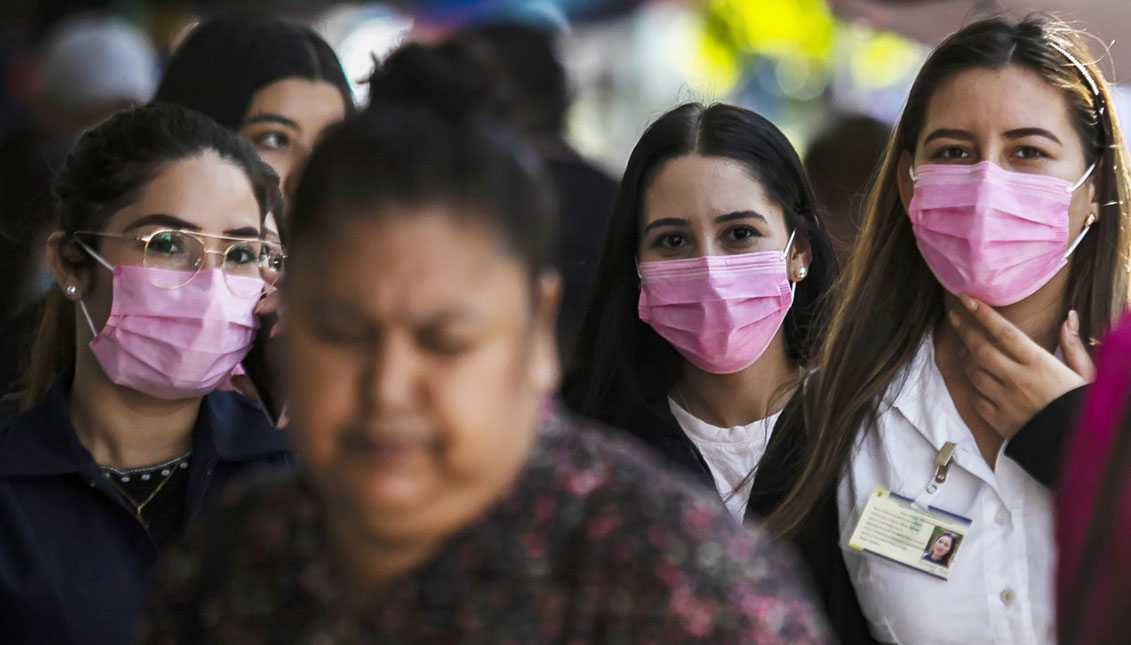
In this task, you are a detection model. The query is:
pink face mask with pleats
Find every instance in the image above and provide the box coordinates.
[637,232,795,374]
[907,160,1094,306]
[78,264,261,400]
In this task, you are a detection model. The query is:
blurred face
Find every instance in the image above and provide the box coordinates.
[637,154,810,273]
[50,152,263,339]
[899,65,1099,256]
[930,534,954,561]
[238,78,347,205]
[283,209,560,549]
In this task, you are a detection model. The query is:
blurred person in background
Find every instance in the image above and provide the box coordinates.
[154,13,353,420]
[455,20,619,360]
[804,113,889,266]
[0,104,289,644]
[563,103,834,522]
[154,13,354,239]
[136,43,831,644]
[0,12,157,401]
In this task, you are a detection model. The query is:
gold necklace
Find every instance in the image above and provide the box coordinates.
[104,456,187,528]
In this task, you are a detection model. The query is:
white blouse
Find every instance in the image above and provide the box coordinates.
[668,398,781,523]
[838,331,1055,644]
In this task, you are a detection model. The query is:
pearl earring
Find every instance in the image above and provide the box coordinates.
[1085,212,1097,227]
[65,285,77,296]
[796,266,808,279]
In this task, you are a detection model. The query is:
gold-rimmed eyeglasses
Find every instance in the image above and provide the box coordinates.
[73,228,285,298]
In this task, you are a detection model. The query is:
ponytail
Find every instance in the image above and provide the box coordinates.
[22,289,75,408]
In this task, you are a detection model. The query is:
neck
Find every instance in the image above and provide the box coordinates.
[69,349,199,469]
[325,511,442,606]
[941,269,1067,353]
[674,330,800,428]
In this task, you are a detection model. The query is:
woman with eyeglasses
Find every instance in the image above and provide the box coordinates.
[153,15,353,421]
[0,103,291,644]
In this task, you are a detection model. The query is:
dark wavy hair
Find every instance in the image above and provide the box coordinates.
[154,14,354,131]
[288,41,554,281]
[22,103,281,407]
[562,102,834,438]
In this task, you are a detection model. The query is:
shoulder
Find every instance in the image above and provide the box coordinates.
[200,390,291,462]
[537,414,832,642]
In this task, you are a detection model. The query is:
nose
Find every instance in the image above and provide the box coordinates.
[200,249,226,270]
[360,333,420,414]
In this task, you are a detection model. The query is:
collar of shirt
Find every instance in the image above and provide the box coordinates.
[880,329,1000,494]
[0,368,290,479]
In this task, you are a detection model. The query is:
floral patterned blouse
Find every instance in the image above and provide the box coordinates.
[138,414,831,644]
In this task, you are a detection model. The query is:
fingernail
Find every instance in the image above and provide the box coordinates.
[948,310,961,327]
[1069,310,1080,334]
[962,295,977,311]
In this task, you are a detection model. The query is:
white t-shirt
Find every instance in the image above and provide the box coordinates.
[838,331,1054,644]
[668,398,781,522]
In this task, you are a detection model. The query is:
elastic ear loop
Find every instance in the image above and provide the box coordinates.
[1062,162,1100,260]
[1064,217,1096,260]
[70,235,114,337]
[783,229,798,299]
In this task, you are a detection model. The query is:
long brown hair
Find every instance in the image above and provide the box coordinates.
[767,14,1131,536]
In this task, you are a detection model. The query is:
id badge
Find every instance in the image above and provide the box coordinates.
[843,486,972,580]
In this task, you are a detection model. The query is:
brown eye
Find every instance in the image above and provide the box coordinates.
[727,226,758,242]
[655,233,687,249]
[254,131,290,151]
[934,146,969,161]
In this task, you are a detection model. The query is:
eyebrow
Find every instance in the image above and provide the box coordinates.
[923,128,975,145]
[124,214,262,238]
[242,113,301,130]
[225,226,262,237]
[124,213,200,232]
[642,210,767,234]
[642,217,688,234]
[716,210,767,224]
[1004,127,1062,145]
[923,127,1063,146]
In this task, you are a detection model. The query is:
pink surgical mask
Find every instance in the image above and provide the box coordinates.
[638,232,796,374]
[75,242,261,400]
[907,160,1095,306]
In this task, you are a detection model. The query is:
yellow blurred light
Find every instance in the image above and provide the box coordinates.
[850,30,922,88]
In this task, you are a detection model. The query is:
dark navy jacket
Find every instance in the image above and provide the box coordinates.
[0,373,291,644]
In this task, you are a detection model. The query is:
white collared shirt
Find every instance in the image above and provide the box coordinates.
[668,398,781,523]
[838,332,1054,644]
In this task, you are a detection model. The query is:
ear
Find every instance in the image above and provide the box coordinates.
[788,230,813,284]
[897,150,914,214]
[46,232,88,300]
[530,270,563,394]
